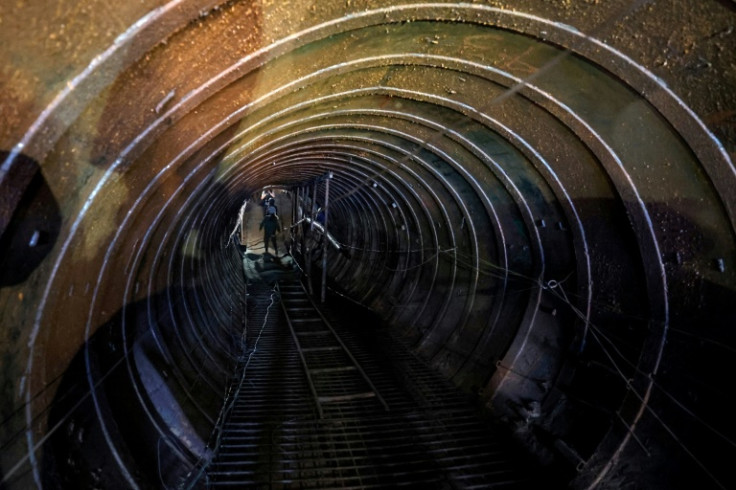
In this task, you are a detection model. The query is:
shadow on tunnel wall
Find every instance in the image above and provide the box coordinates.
[31,173,248,489]
[0,151,61,287]
[40,282,240,490]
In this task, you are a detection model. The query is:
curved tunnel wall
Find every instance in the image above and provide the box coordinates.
[1,1,735,489]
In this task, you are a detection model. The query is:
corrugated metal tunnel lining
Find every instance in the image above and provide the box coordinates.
[1,1,735,489]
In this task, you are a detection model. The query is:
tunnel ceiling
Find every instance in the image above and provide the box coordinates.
[1,1,736,489]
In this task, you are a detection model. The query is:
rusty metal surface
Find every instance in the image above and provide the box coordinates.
[1,1,735,489]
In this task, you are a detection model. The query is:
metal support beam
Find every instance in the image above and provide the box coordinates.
[321,176,330,303]
[239,200,247,246]
[307,181,317,295]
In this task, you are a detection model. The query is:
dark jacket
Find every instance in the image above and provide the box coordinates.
[259,214,281,235]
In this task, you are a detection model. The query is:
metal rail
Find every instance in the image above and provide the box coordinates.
[278,278,389,418]
[204,279,550,488]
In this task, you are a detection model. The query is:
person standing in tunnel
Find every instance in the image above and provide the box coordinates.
[260,188,276,216]
[266,197,278,216]
[259,206,281,256]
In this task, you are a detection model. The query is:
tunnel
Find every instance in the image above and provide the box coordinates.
[1,0,735,488]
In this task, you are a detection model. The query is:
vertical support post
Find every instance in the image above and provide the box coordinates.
[299,187,306,258]
[289,188,296,255]
[239,200,247,246]
[311,182,318,226]
[307,181,318,295]
[320,176,330,303]
[293,187,299,242]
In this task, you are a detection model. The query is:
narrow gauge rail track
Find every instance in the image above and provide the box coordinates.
[204,276,556,488]
[279,278,390,419]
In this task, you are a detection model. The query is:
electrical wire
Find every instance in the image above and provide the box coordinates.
[181,285,278,489]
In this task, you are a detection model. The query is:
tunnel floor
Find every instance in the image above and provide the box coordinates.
[202,239,566,488]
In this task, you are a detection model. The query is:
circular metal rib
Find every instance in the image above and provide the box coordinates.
[0,3,734,489]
